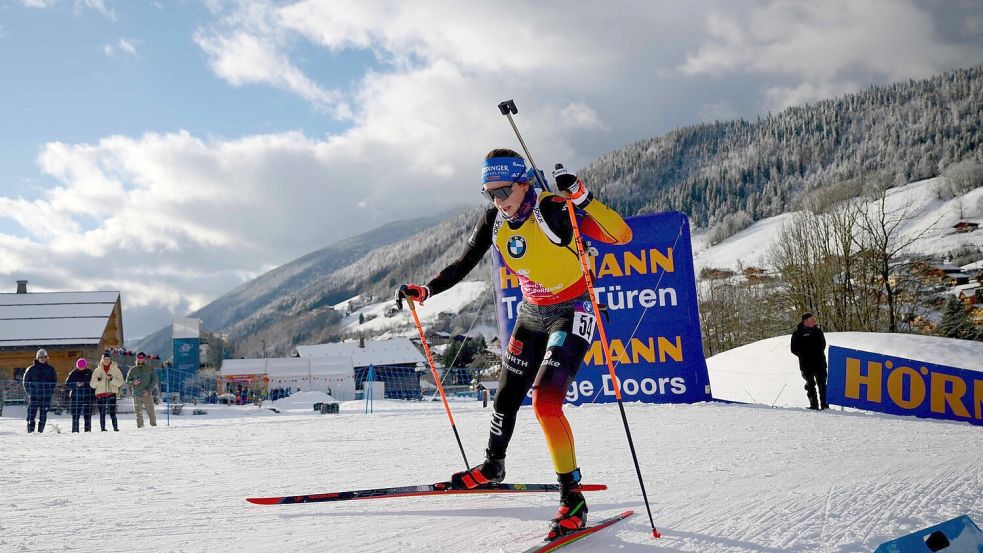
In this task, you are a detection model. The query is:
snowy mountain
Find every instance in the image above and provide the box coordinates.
[579,64,983,228]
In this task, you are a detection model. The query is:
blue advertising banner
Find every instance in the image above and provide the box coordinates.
[171,337,200,392]
[492,211,711,405]
[828,346,982,426]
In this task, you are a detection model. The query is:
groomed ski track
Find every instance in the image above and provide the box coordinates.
[2,399,981,552]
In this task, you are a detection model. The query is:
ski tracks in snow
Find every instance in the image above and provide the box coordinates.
[1,401,980,552]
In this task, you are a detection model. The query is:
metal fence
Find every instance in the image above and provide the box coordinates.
[0,362,494,421]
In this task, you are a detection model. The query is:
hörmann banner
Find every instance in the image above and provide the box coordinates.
[828,346,982,426]
[492,211,711,406]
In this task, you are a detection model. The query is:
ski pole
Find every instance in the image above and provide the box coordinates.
[561,182,661,538]
[405,297,471,471]
[498,99,551,192]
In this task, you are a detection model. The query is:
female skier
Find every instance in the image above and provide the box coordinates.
[396,148,632,538]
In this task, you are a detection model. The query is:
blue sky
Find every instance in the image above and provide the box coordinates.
[0,1,355,200]
[1,0,982,340]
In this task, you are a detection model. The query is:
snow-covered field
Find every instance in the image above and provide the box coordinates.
[4,337,982,553]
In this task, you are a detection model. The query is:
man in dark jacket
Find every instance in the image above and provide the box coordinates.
[790,313,828,410]
[23,348,58,432]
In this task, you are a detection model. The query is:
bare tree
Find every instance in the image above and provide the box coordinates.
[855,182,939,332]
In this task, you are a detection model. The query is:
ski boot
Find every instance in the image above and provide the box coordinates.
[449,450,505,489]
[27,420,35,433]
[546,469,588,541]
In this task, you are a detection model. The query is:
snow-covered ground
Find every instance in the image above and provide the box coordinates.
[4,332,982,552]
[707,331,983,407]
[691,177,983,273]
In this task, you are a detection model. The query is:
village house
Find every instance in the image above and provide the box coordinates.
[0,281,123,385]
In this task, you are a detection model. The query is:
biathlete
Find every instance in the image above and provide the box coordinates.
[396,148,632,538]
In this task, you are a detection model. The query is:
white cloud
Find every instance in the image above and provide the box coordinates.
[19,0,58,7]
[681,0,981,110]
[75,0,116,20]
[103,37,139,57]
[194,29,344,115]
[19,0,117,19]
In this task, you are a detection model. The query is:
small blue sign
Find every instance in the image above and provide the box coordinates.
[874,515,983,553]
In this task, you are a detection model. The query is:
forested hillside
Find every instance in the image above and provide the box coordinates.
[582,64,982,228]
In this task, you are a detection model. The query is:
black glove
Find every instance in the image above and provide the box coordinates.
[552,164,587,203]
[394,284,430,310]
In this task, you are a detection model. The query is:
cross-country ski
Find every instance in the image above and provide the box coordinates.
[520,510,635,553]
[246,482,607,505]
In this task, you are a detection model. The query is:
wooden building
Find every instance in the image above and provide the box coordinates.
[952,221,979,234]
[0,282,123,383]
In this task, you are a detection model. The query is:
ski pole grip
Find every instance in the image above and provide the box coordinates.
[498,99,518,115]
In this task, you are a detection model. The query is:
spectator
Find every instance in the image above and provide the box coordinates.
[91,350,124,431]
[66,358,95,432]
[790,312,829,410]
[23,348,57,433]
[125,352,158,428]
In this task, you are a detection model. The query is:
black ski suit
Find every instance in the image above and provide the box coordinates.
[790,323,828,409]
[66,367,95,432]
[23,360,57,432]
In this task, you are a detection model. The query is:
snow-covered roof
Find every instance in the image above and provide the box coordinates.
[220,356,354,377]
[949,283,981,296]
[296,338,425,368]
[961,259,983,271]
[0,291,120,348]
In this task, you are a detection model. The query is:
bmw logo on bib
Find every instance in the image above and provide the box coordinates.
[507,236,527,258]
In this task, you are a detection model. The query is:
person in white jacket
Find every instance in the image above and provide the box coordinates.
[90,350,124,431]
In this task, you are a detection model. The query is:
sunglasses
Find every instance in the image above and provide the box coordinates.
[481,183,517,202]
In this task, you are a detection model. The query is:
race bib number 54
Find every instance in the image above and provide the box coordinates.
[572,311,596,342]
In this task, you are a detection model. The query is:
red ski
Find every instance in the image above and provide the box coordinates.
[521,510,635,553]
[246,482,607,505]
